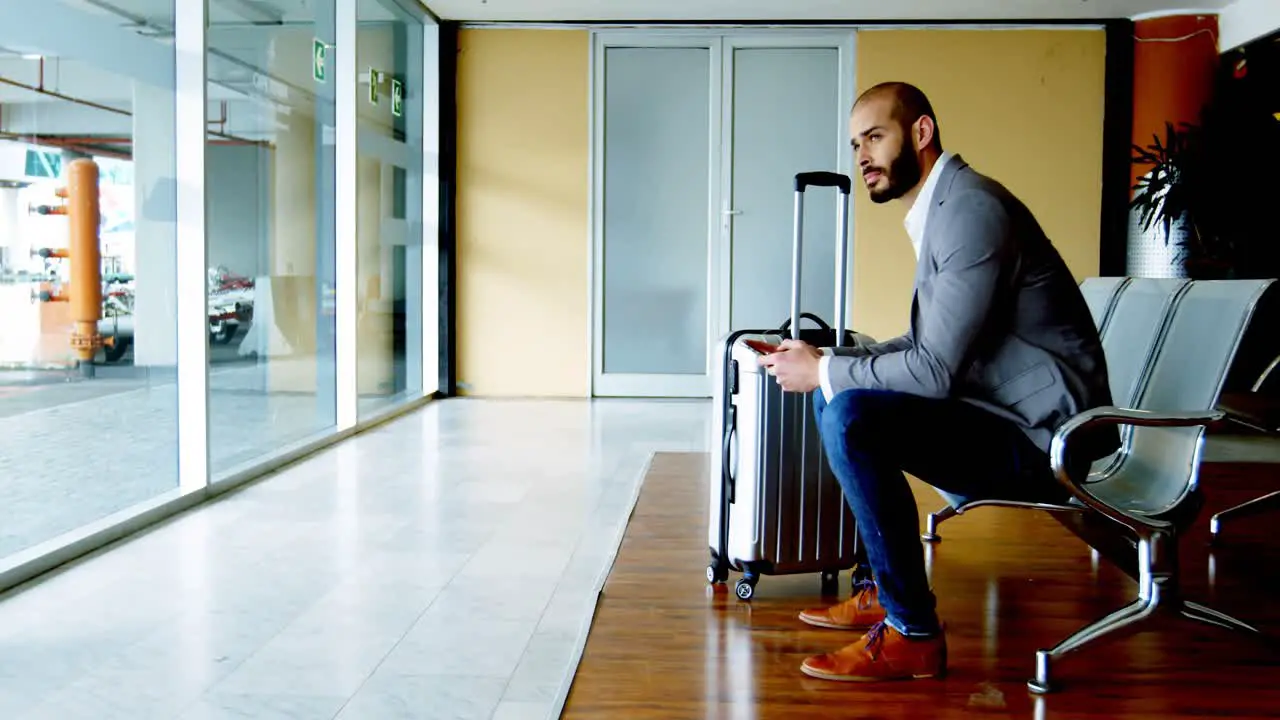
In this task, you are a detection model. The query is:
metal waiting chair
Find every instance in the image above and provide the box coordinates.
[1021,278,1273,692]
[911,277,1274,692]
[921,277,1191,542]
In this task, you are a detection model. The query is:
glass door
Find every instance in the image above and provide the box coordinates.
[720,34,854,338]
[355,0,426,416]
[591,36,722,398]
[590,30,853,399]
[206,0,340,475]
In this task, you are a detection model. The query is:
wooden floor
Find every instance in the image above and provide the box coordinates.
[562,452,1280,719]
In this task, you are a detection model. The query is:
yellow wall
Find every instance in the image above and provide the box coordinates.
[851,29,1107,342]
[455,29,590,396]
[454,28,1107,395]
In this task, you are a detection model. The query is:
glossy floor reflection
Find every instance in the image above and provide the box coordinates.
[563,452,1280,719]
[0,398,711,719]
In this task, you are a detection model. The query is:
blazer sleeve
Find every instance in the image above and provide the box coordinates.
[825,189,1010,398]
[835,334,913,357]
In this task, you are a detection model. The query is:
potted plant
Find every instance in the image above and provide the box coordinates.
[1130,119,1234,278]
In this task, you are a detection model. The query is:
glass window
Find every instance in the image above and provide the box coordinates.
[0,0,441,573]
[356,0,425,415]
[206,0,338,475]
[0,1,177,560]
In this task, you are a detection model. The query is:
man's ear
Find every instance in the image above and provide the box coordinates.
[914,116,936,151]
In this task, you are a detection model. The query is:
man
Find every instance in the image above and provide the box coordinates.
[758,82,1117,682]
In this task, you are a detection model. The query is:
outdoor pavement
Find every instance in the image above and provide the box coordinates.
[0,361,399,561]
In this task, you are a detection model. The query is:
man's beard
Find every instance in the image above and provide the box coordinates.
[868,148,922,204]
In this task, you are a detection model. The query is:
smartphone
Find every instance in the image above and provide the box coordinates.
[743,338,781,355]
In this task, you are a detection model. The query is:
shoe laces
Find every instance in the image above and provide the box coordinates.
[851,577,876,610]
[863,620,889,660]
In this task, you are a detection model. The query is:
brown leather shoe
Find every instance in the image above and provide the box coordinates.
[798,578,886,630]
[800,621,947,682]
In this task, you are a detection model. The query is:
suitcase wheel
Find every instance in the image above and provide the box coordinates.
[707,551,729,585]
[706,564,728,585]
[734,577,756,601]
[820,570,840,596]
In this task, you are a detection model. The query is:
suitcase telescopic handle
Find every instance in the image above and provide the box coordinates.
[790,172,852,346]
[794,171,852,195]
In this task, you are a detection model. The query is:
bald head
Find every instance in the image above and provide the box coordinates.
[848,82,943,204]
[853,82,942,151]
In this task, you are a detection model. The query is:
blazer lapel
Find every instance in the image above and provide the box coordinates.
[919,154,966,264]
[909,154,967,339]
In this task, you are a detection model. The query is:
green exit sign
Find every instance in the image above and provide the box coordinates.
[312,38,326,83]
[391,78,403,117]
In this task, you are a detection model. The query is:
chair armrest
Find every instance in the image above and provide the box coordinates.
[1218,391,1280,433]
[1048,406,1226,533]
[1251,354,1280,393]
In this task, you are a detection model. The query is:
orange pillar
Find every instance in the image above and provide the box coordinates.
[1131,15,1220,193]
[1128,14,1220,277]
[66,158,103,369]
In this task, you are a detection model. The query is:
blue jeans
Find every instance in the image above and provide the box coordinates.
[813,388,1066,637]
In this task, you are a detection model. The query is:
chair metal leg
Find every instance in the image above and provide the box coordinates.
[921,505,956,543]
[1028,594,1158,694]
[1027,531,1262,694]
[1182,600,1261,634]
[1209,491,1280,542]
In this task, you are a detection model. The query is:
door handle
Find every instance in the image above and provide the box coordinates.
[722,208,740,238]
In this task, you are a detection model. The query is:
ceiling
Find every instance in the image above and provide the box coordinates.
[421,0,1233,22]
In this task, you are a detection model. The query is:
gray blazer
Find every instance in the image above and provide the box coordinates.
[826,154,1118,459]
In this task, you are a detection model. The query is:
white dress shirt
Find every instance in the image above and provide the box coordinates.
[817,151,955,402]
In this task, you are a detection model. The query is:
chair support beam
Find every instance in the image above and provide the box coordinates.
[1210,490,1280,542]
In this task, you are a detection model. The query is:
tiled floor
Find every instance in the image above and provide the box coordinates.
[0,397,712,720]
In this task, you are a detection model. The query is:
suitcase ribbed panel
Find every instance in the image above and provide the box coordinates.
[780,386,806,566]
[751,369,859,575]
[756,375,777,558]
[774,381,795,565]
[800,391,820,563]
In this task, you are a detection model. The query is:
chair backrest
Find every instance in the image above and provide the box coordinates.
[1078,276,1129,333]
[1082,278,1190,475]
[1093,279,1275,516]
[1096,278,1189,410]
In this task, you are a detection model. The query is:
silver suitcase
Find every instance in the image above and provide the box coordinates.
[707,171,870,601]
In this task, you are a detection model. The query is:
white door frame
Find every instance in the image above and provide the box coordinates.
[588,28,856,398]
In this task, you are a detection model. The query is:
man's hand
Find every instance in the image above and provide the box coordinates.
[757,339,823,393]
